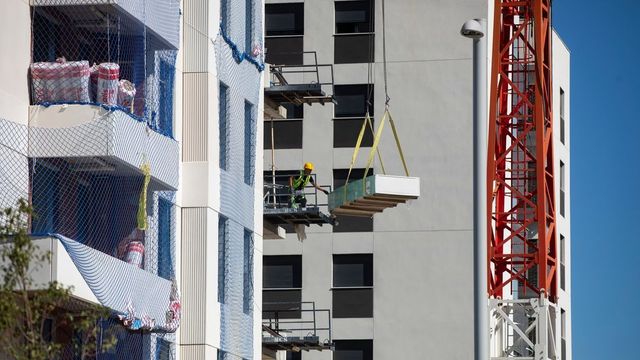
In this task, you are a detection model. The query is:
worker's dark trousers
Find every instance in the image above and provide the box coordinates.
[290,195,307,208]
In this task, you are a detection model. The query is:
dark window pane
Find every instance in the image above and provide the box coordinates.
[243,229,254,314]
[335,34,374,64]
[221,0,230,34]
[265,36,304,65]
[286,352,302,360]
[245,0,254,51]
[245,101,256,185]
[335,1,374,33]
[263,255,302,288]
[283,103,304,119]
[334,340,373,360]
[334,85,374,118]
[334,118,374,148]
[263,289,302,319]
[333,254,373,287]
[219,83,229,170]
[333,169,373,232]
[218,216,228,303]
[266,3,304,36]
[333,288,373,318]
[157,198,173,280]
[264,120,303,149]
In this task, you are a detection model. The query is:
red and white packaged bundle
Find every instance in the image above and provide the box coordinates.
[97,62,120,105]
[117,79,136,110]
[125,240,145,269]
[30,60,91,103]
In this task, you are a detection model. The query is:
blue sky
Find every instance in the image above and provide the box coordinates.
[553,1,640,358]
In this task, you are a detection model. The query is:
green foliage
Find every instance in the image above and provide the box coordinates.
[0,199,115,359]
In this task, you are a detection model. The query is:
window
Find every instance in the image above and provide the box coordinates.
[157,198,173,280]
[560,234,566,291]
[560,161,565,217]
[334,340,373,360]
[219,83,229,170]
[560,88,565,145]
[263,255,302,319]
[264,104,303,149]
[220,0,230,34]
[218,216,228,303]
[31,161,59,234]
[286,352,301,360]
[334,84,374,148]
[245,0,254,52]
[265,3,304,65]
[243,229,254,314]
[158,58,175,137]
[334,0,374,64]
[333,169,373,232]
[155,338,172,360]
[244,101,256,185]
[561,309,567,359]
[332,254,373,318]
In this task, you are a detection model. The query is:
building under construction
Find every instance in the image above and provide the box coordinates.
[0,0,571,359]
[261,0,571,359]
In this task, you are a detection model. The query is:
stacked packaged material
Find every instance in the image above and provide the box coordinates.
[97,62,120,105]
[30,60,91,103]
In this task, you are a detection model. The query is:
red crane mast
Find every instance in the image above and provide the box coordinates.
[487,0,557,302]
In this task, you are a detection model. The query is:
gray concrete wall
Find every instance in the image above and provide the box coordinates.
[264,0,488,359]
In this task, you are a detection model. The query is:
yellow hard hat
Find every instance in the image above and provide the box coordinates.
[304,162,314,171]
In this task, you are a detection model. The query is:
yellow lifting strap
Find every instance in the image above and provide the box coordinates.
[137,161,151,230]
[344,113,385,196]
[365,108,410,180]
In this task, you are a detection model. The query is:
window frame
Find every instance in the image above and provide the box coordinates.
[263,255,303,319]
[265,3,304,65]
[332,254,374,318]
[333,0,375,64]
[333,339,374,360]
[264,104,304,150]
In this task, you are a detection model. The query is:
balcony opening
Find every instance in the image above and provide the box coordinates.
[30,5,177,138]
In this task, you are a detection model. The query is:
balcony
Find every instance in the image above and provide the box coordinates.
[27,1,179,190]
[9,235,179,332]
[28,104,178,190]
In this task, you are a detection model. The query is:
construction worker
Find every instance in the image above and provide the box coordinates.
[289,162,329,209]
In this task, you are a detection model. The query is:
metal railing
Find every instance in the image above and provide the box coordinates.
[262,301,332,346]
[268,51,335,97]
[263,173,331,211]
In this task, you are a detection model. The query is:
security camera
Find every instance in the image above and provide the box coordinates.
[460,19,485,39]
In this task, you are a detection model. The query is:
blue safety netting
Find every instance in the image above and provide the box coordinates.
[0,1,180,357]
[30,1,178,138]
[215,0,263,358]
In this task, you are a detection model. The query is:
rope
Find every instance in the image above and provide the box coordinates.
[382,0,390,105]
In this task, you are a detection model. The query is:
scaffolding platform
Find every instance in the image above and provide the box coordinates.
[262,301,333,353]
[264,206,333,227]
[264,174,334,227]
[329,174,420,217]
[265,52,335,106]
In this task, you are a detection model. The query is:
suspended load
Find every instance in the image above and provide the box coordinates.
[329,174,419,217]
[329,110,420,218]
